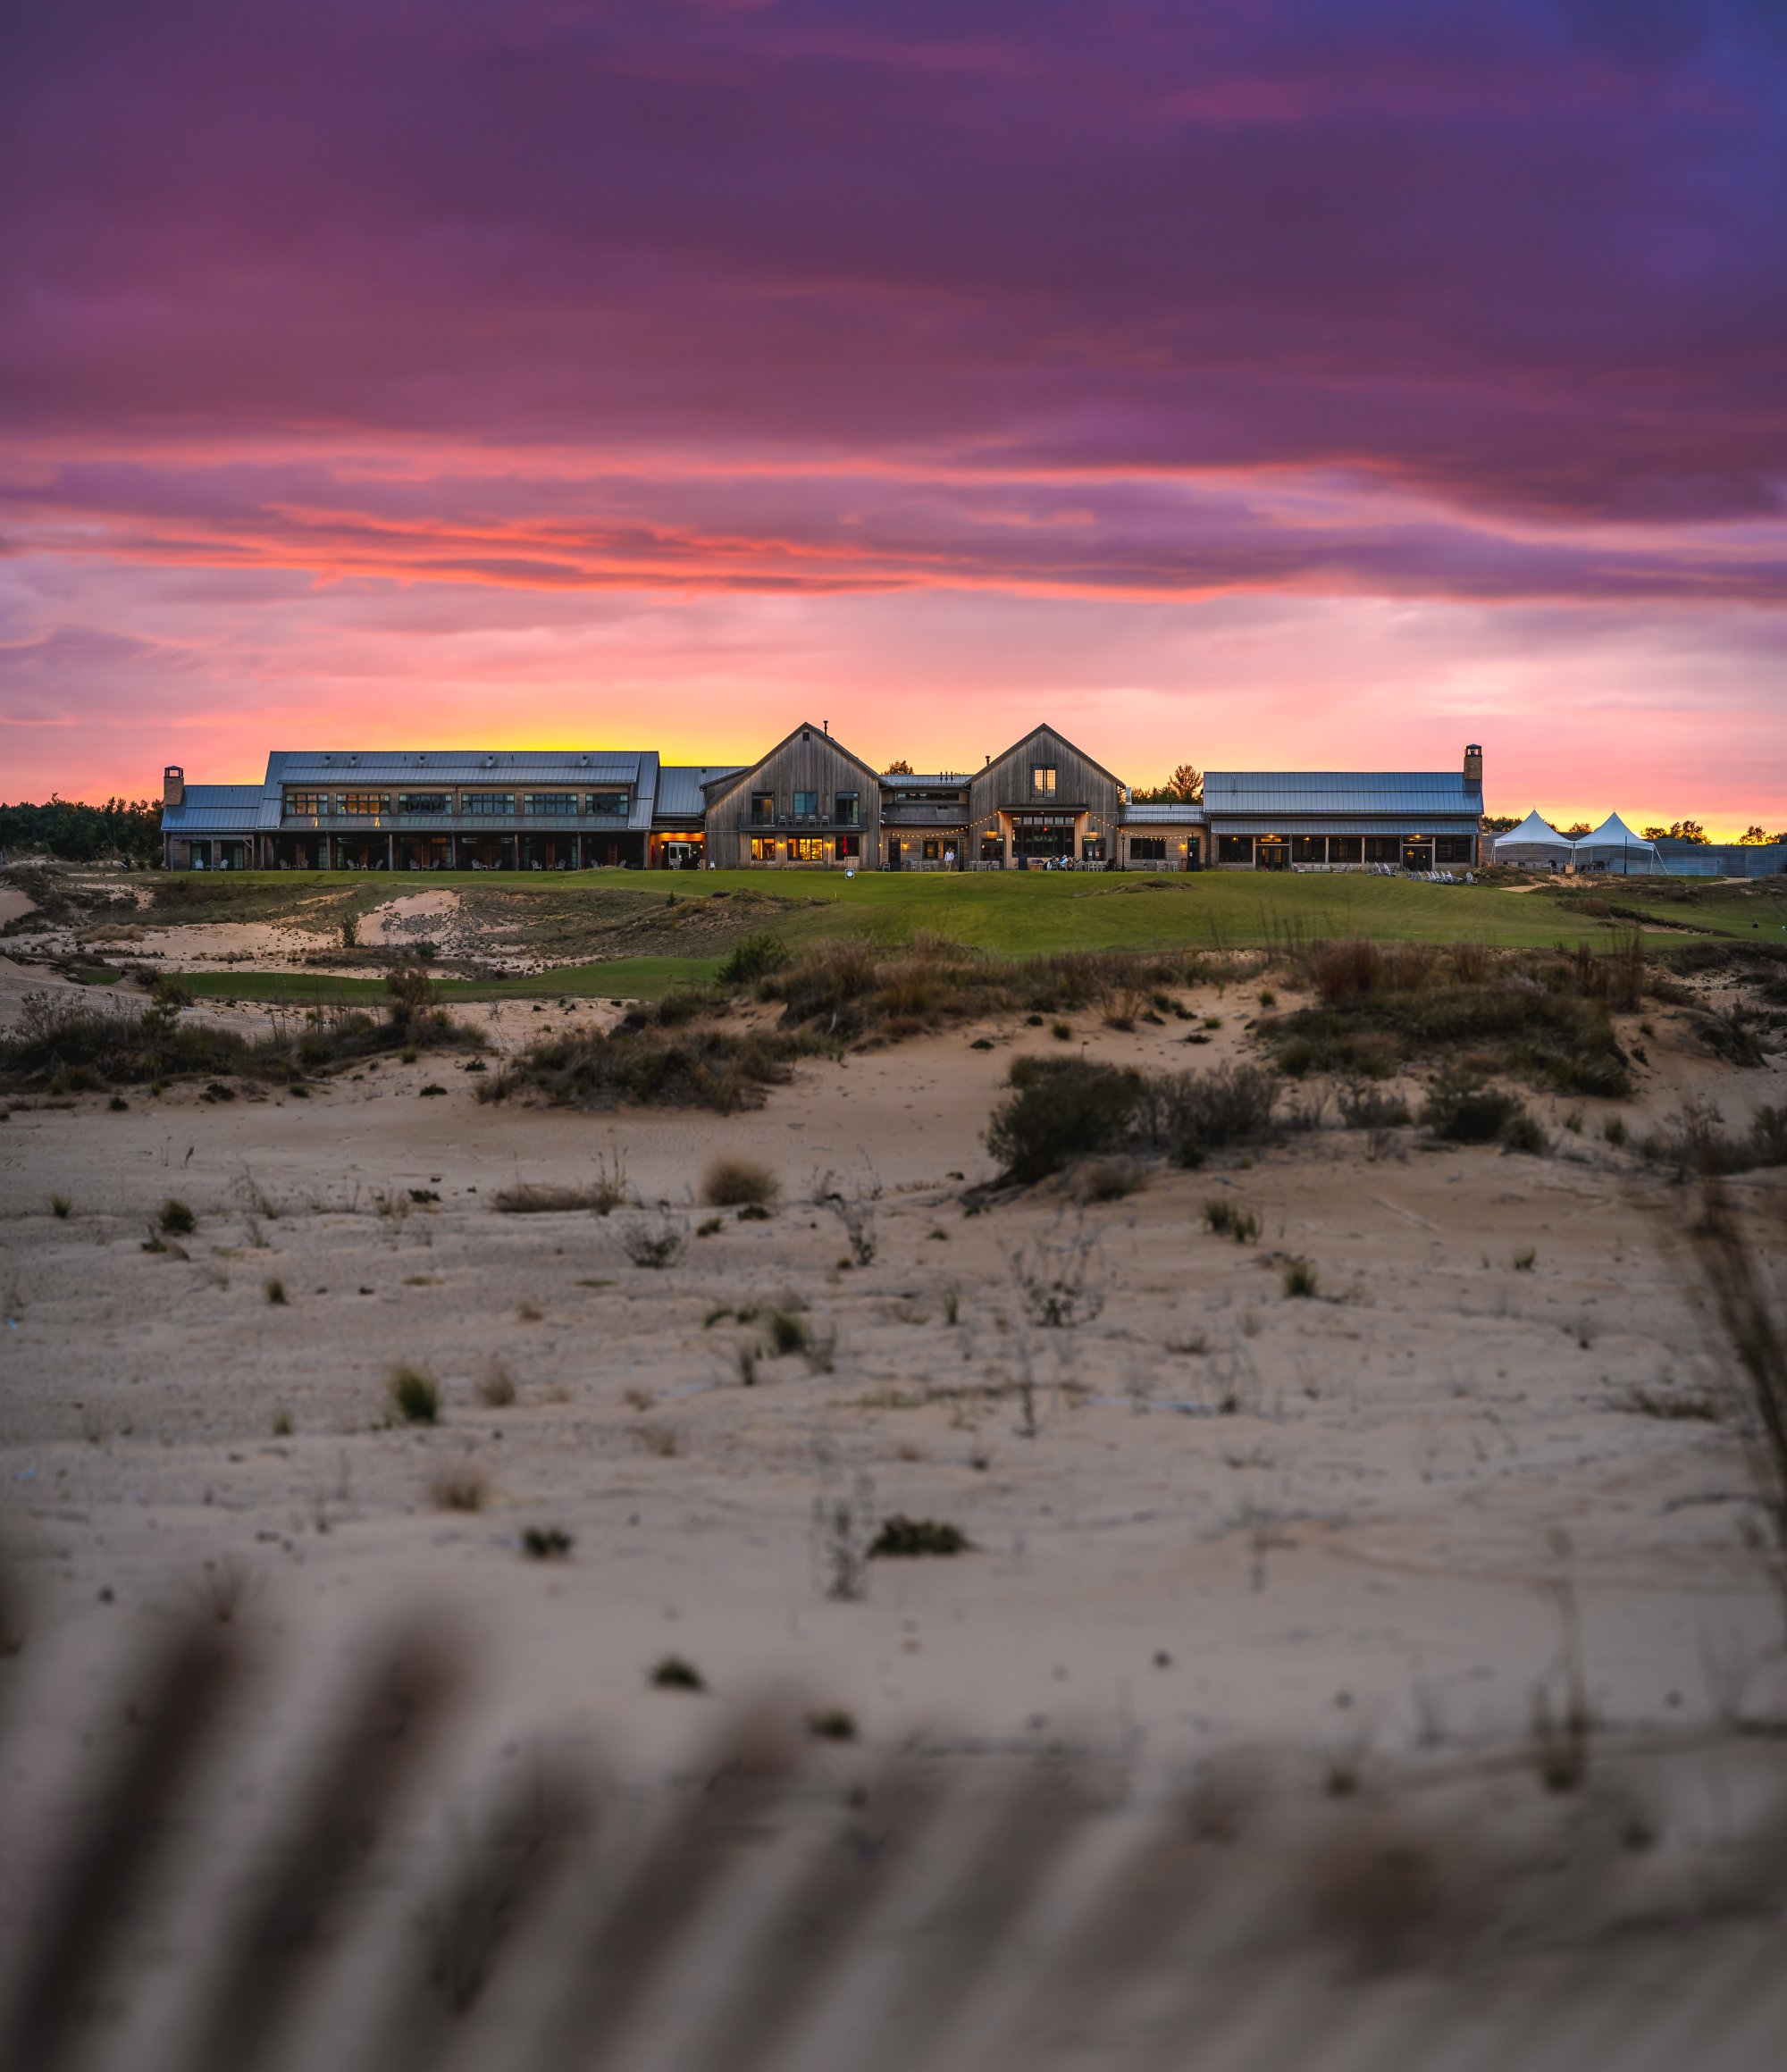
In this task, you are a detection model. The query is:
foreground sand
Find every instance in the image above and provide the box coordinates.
[3,999,1783,1764]
[3,998,1785,2064]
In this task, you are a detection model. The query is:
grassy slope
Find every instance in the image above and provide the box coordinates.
[161,867,1787,1003]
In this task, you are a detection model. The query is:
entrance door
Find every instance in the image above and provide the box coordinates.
[1255,840,1288,871]
[1402,842,1432,872]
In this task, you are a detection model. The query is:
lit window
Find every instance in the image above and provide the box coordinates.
[336,793,390,817]
[790,835,825,861]
[750,835,777,861]
[1031,766,1057,796]
[286,792,329,817]
[751,792,775,825]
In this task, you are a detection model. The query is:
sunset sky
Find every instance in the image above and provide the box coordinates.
[4,1,1784,832]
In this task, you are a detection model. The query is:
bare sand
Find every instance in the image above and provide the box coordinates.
[2,995,1783,1786]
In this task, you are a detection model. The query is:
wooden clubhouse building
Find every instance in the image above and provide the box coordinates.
[160,725,1487,876]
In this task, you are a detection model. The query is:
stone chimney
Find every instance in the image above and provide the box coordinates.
[1463,743,1482,790]
[163,765,185,809]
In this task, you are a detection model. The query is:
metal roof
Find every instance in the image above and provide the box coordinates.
[884,774,969,789]
[264,750,660,830]
[162,786,264,833]
[265,750,654,784]
[656,766,742,819]
[1120,803,1206,824]
[160,785,264,833]
[1204,772,1480,817]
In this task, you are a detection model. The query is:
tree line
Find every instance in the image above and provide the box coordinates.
[0,797,165,867]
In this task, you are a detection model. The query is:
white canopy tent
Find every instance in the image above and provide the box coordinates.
[1492,810,1575,869]
[1573,811,1659,875]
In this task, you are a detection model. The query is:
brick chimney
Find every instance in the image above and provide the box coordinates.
[1463,743,1482,791]
[163,765,185,809]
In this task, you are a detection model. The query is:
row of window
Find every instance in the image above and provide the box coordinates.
[284,791,631,818]
[749,835,862,860]
[749,791,860,825]
[1212,835,1475,864]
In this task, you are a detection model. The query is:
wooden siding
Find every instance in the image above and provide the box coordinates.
[703,723,883,868]
[968,726,1124,829]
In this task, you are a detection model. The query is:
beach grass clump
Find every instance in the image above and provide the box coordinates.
[868,1515,971,1558]
[387,1363,441,1424]
[477,1022,831,1114]
[701,1154,779,1208]
[1262,937,1637,1098]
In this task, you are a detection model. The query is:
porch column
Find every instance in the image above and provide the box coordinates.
[386,835,394,870]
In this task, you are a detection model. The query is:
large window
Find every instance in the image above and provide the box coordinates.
[524,793,578,815]
[1291,835,1325,863]
[399,793,449,814]
[462,793,515,817]
[1129,837,1166,860]
[834,792,860,825]
[922,838,940,860]
[1436,835,1473,864]
[793,790,818,818]
[790,836,825,861]
[836,833,860,860]
[980,834,1004,861]
[337,792,390,817]
[1031,765,1057,797]
[286,791,329,816]
[1216,835,1254,863]
[1364,836,1401,863]
[750,835,777,861]
[586,791,628,818]
[751,792,775,825]
[1328,835,1363,863]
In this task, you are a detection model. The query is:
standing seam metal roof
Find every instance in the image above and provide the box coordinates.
[160,786,265,833]
[1204,772,1480,816]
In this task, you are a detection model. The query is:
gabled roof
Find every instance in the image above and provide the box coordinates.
[160,785,264,833]
[701,721,885,810]
[975,722,1127,793]
[1204,772,1478,817]
[1492,810,1574,851]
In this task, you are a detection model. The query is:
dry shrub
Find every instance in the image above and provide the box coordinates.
[1075,1158,1147,1204]
[431,1469,488,1512]
[1139,1063,1286,1163]
[475,1361,517,1408]
[493,1183,612,1214]
[479,1025,827,1114]
[701,1155,779,1208]
[986,1058,1146,1183]
[1690,1175,1787,1600]
[1641,1103,1787,1176]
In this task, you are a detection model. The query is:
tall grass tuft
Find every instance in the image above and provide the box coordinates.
[387,1364,441,1424]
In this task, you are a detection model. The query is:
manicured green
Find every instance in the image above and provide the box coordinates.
[146,863,1787,1004]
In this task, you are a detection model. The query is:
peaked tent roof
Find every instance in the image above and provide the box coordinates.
[1577,811,1657,851]
[1492,810,1574,853]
